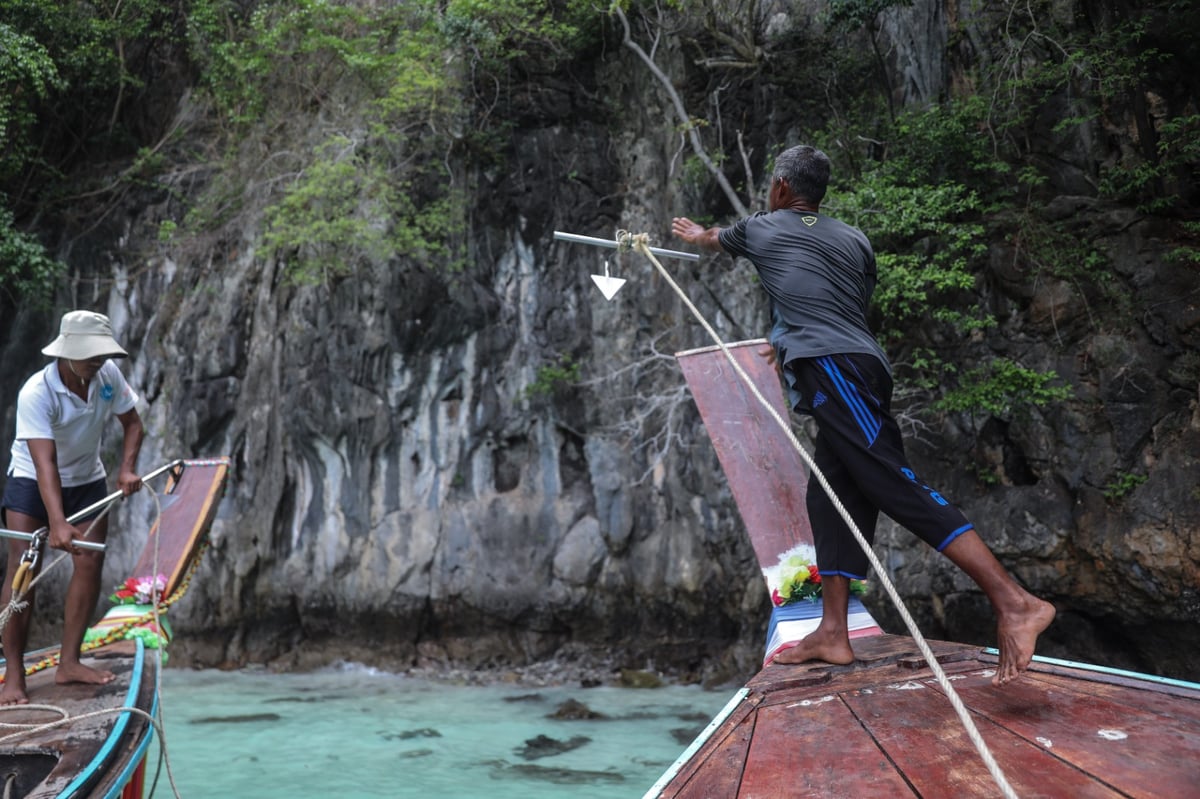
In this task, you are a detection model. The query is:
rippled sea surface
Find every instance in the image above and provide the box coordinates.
[154,664,735,799]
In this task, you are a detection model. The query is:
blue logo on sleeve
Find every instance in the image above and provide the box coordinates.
[101,384,114,402]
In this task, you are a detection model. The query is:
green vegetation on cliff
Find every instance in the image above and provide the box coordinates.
[1,0,1195,419]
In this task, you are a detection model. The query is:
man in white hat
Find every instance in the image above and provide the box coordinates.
[0,310,144,704]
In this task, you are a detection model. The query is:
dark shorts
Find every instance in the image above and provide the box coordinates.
[785,354,973,579]
[1,476,108,525]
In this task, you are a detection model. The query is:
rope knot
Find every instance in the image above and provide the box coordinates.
[615,229,651,254]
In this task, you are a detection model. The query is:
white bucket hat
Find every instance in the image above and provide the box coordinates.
[41,310,128,360]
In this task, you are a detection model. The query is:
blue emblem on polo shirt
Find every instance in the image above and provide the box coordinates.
[101,384,114,402]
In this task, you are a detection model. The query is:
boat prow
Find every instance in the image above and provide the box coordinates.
[649,633,1200,797]
[656,341,1200,797]
[0,638,157,798]
[0,457,229,798]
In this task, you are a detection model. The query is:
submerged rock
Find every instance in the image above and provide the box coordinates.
[671,725,704,745]
[514,733,592,760]
[381,727,442,741]
[190,713,281,724]
[398,748,434,759]
[619,669,664,689]
[548,698,607,720]
[494,763,625,785]
[502,693,545,703]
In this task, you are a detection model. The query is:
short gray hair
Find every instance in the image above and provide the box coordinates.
[772,145,831,204]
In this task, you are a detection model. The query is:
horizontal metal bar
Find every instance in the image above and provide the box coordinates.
[0,528,105,552]
[553,230,700,262]
[56,459,184,527]
[5,459,185,550]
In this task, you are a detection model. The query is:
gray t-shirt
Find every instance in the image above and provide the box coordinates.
[719,209,890,375]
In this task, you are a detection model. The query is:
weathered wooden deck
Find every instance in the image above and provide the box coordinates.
[0,640,155,798]
[653,634,1200,798]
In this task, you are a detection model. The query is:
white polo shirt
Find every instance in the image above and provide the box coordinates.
[7,360,139,486]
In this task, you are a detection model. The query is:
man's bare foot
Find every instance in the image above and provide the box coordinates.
[770,628,855,666]
[993,597,1056,687]
[0,678,29,706]
[56,662,115,686]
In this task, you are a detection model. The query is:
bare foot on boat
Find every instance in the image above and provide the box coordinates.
[993,597,1056,687]
[0,678,29,705]
[56,662,115,686]
[770,629,855,666]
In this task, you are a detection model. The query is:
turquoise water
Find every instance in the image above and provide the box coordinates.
[153,664,735,799]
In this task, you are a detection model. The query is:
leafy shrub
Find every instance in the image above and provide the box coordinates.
[934,358,1072,418]
[834,172,988,335]
[524,356,581,399]
[1103,471,1147,501]
[0,203,64,307]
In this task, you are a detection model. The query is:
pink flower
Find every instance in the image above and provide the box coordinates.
[109,573,167,606]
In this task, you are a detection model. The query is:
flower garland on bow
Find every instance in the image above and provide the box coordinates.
[764,545,868,606]
[109,574,167,606]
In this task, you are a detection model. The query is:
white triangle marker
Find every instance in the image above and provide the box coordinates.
[590,260,626,301]
[590,273,627,300]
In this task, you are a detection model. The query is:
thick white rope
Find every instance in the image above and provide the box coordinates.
[0,702,160,744]
[621,230,1019,799]
[0,700,183,798]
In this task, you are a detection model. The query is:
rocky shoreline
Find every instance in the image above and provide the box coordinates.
[167,637,752,692]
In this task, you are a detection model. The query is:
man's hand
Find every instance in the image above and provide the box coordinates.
[671,217,724,251]
[48,519,84,555]
[671,217,705,243]
[759,345,782,376]
[117,468,142,497]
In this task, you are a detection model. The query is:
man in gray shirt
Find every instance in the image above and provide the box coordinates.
[672,144,1054,686]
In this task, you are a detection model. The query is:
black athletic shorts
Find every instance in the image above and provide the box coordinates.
[785,354,974,578]
[1,476,108,526]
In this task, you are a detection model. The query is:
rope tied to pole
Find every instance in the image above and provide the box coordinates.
[616,229,650,255]
[624,231,1021,799]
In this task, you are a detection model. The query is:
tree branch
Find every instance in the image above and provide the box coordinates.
[612,4,749,217]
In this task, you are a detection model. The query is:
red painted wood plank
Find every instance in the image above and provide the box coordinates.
[131,458,228,594]
[660,692,762,798]
[739,694,914,798]
[676,341,814,569]
[1026,669,1200,727]
[748,665,833,695]
[671,712,756,799]
[843,676,1124,798]
[946,670,1200,799]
